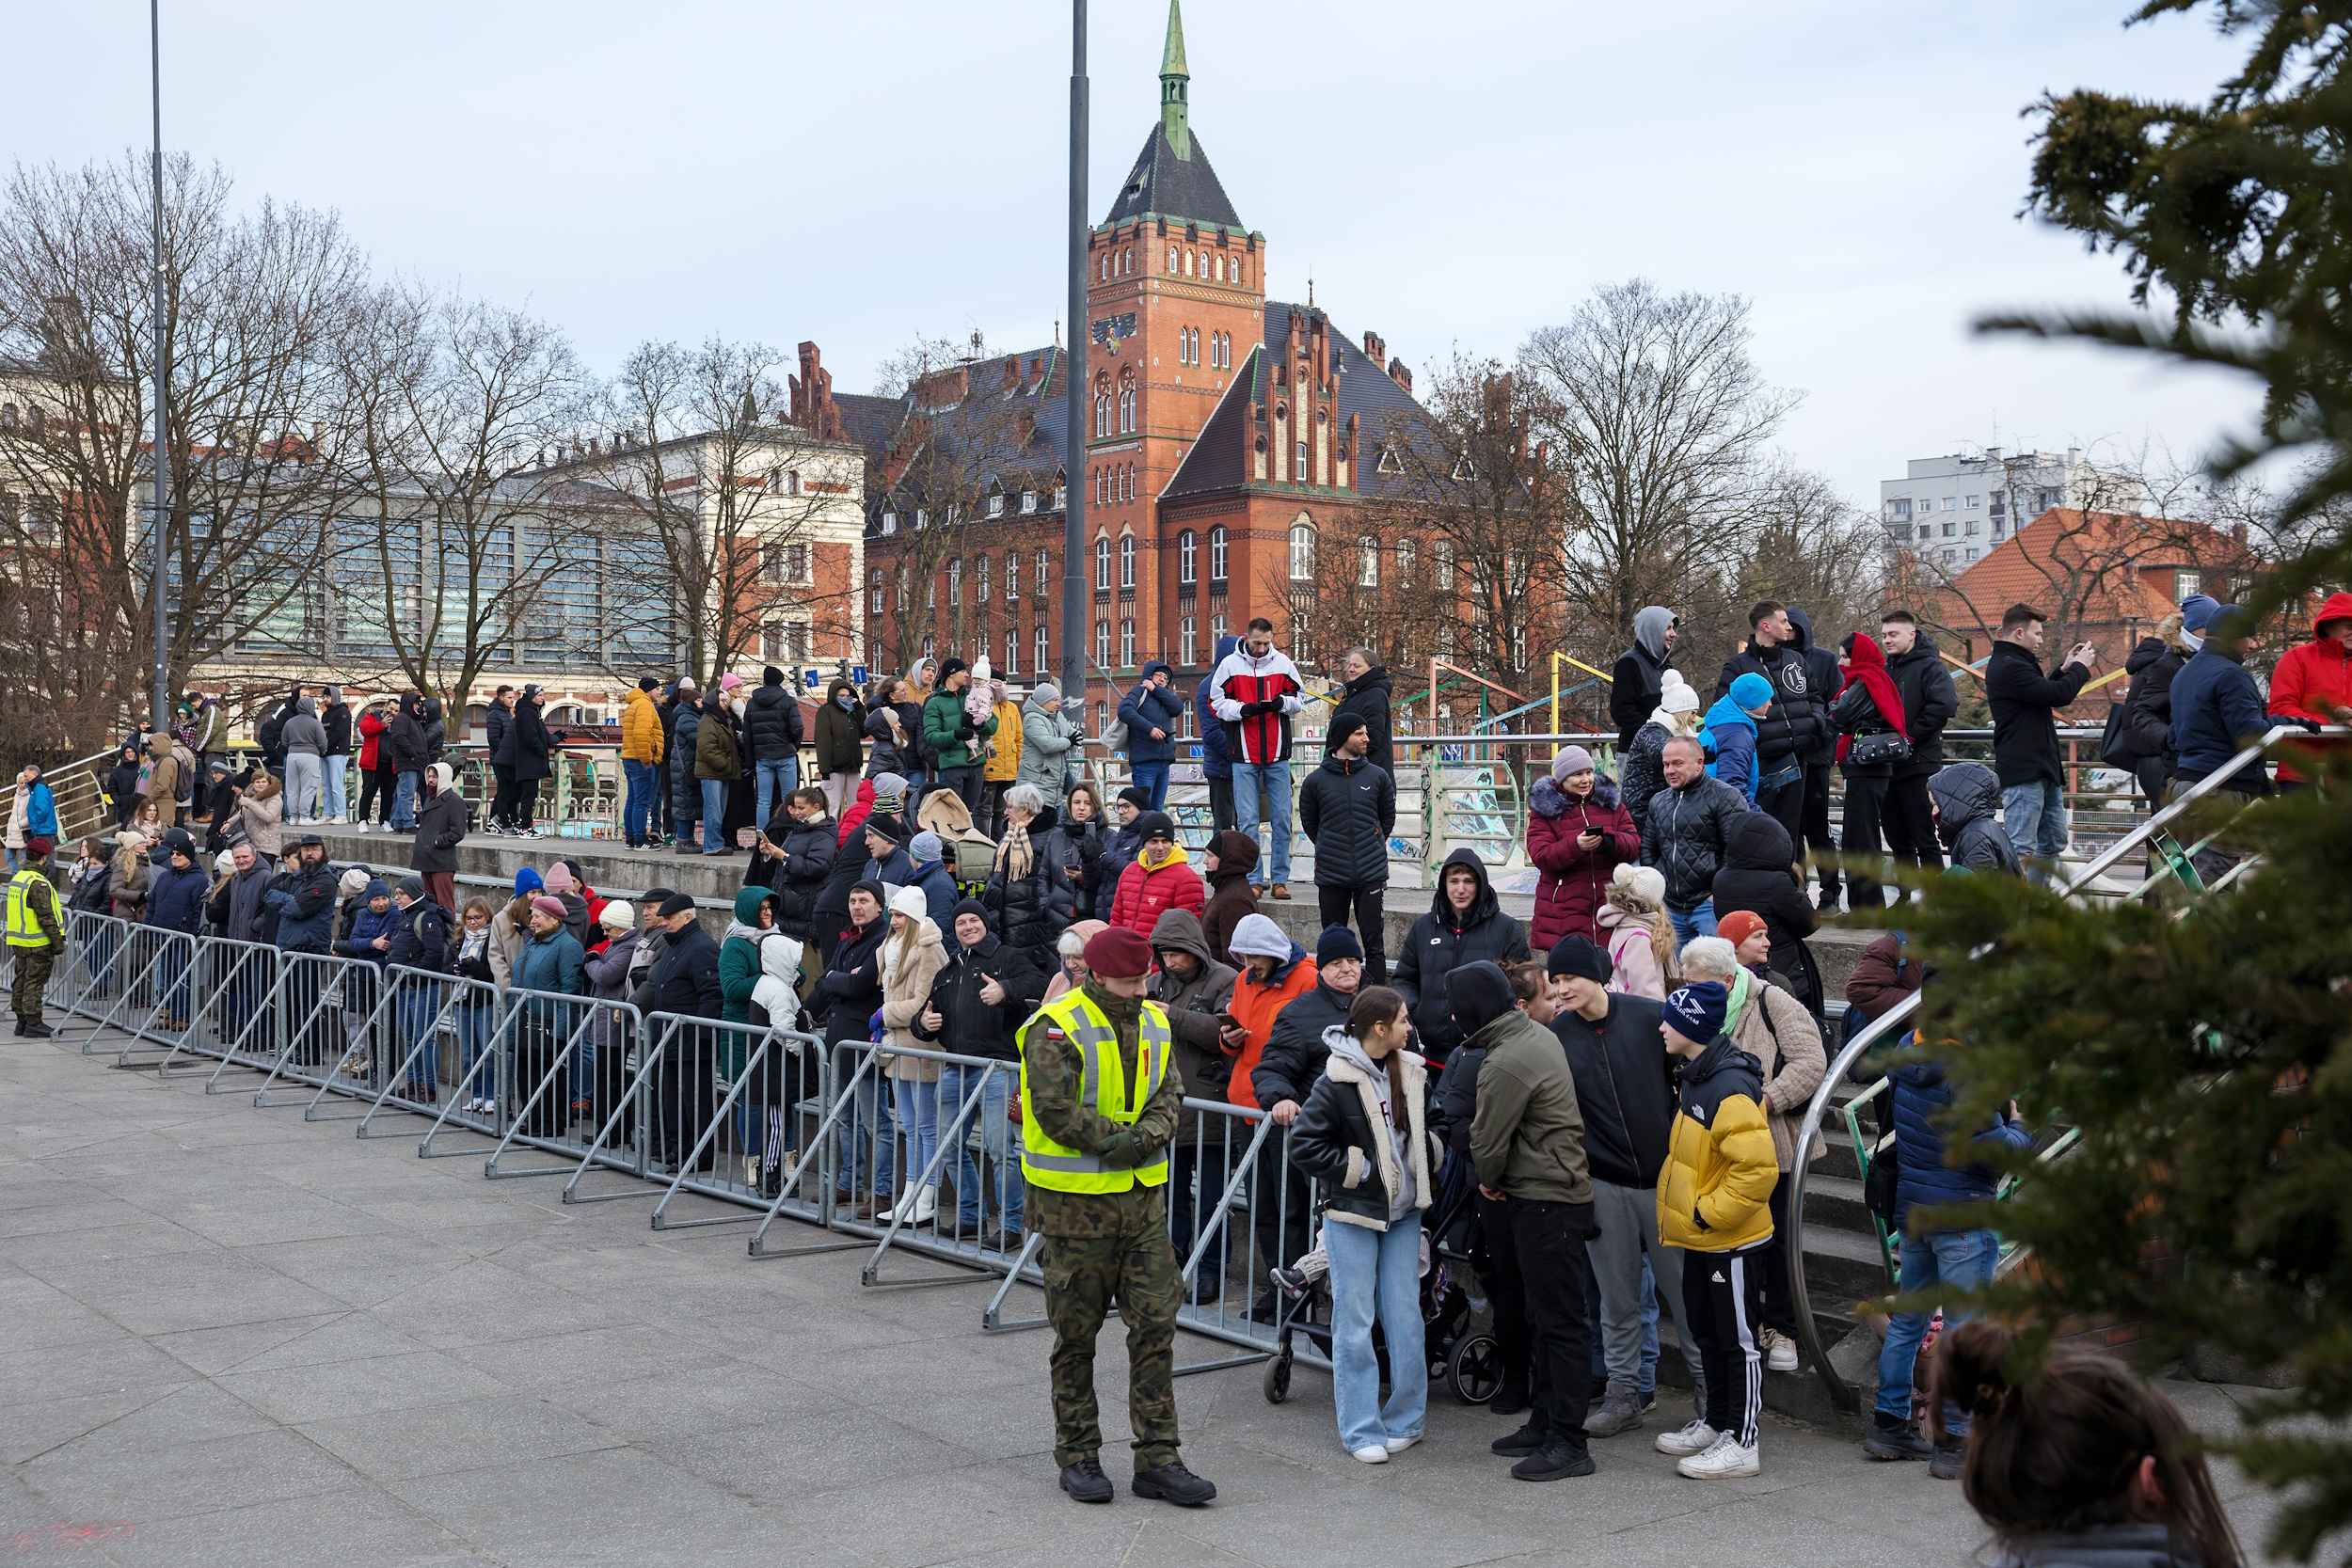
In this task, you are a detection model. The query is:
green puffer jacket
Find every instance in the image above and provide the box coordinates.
[922,689,994,771]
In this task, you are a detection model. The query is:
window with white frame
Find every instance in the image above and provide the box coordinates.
[1095,538,1111,590]
[1395,538,1413,585]
[1120,535,1135,589]
[1296,441,1309,480]
[1436,539,1454,589]
[1178,529,1197,585]
[1095,620,1110,667]
[1035,624,1049,673]
[1006,626,1018,675]
[1021,489,1036,514]
[1359,536,1379,587]
[1036,548,1049,595]
[1120,618,1136,667]
[948,559,961,605]
[897,566,908,610]
[1209,525,1228,581]
[976,554,992,601]
[1290,521,1315,580]
[988,493,1004,517]
[882,511,898,534]
[1210,612,1227,650]
[1181,615,1197,665]
[869,569,883,615]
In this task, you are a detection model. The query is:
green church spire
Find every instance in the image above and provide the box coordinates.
[1161,0,1191,161]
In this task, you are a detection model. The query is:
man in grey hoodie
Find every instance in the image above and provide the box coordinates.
[280,696,329,827]
[1611,608,1677,755]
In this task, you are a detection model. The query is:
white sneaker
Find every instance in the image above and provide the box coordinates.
[1676,1432,1760,1479]
[1383,1433,1421,1454]
[1655,1418,1719,1457]
[354,822,369,834]
[1350,1444,1390,1465]
[1762,1328,1800,1373]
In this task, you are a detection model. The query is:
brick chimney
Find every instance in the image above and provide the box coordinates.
[789,341,846,441]
[1388,357,1413,394]
[1363,330,1385,366]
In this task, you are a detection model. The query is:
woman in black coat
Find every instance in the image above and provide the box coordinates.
[1708,811,1821,1014]
[863,680,914,779]
[982,785,1074,967]
[1327,653,1396,782]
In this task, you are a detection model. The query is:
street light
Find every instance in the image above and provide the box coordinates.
[148,0,170,732]
[1060,0,1089,722]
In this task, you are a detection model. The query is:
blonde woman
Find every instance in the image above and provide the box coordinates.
[877,884,947,1223]
[1597,863,1677,1001]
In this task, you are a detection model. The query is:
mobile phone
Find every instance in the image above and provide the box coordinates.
[1216,1011,1243,1035]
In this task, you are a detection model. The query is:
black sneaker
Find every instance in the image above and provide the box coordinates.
[1929,1438,1964,1480]
[1248,1292,1279,1324]
[762,1164,783,1201]
[1058,1458,1113,1504]
[1510,1438,1596,1481]
[1131,1460,1216,1506]
[1862,1413,1932,1462]
[1489,1420,1546,1458]
[22,1021,53,1039]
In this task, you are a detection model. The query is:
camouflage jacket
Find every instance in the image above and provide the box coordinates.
[1023,987,1185,1239]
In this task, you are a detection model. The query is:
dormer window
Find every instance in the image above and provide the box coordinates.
[988,494,1004,518]
[882,511,898,534]
[1020,489,1036,514]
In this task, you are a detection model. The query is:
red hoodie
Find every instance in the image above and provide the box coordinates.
[2269,590,2352,782]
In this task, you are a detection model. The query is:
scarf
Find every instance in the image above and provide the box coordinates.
[1835,633,1908,763]
[995,816,1034,880]
[1723,966,1756,1038]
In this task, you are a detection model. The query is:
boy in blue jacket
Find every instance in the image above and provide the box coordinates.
[1700,673,1773,807]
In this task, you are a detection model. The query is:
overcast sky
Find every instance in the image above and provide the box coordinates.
[6,0,2260,507]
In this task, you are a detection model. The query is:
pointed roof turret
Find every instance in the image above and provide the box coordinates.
[1105,0,1243,230]
[1160,0,1192,161]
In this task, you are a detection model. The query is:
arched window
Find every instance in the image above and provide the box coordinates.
[1296,441,1309,481]
[1359,536,1379,587]
[1178,530,1197,585]
[1119,377,1136,434]
[1094,537,1111,590]
[1214,255,1224,282]
[1209,525,1228,581]
[1119,535,1136,589]
[1289,520,1315,581]
[1395,538,1414,586]
[1123,462,1135,503]
[1210,611,1227,650]
[1123,246,1132,274]
[1095,620,1110,667]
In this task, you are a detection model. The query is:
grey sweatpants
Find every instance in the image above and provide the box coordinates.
[1590,1177,1704,1407]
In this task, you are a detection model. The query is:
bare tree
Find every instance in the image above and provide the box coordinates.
[0,154,363,752]
[1519,280,1801,641]
[1718,461,1885,673]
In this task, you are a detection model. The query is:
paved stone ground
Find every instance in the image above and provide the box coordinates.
[0,1027,2300,1568]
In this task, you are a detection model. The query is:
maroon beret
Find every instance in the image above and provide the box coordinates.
[1082,925,1154,980]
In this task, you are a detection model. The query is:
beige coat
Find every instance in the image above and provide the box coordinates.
[876,915,947,1082]
[239,780,284,858]
[1730,973,1826,1170]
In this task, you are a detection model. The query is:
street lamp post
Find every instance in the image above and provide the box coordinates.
[1060,0,1089,725]
[148,0,171,732]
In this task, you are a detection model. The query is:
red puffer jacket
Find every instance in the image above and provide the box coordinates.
[1526,774,1642,951]
[1110,849,1205,939]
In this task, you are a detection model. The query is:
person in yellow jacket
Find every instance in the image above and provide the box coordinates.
[981,678,1024,837]
[1653,978,1776,1481]
[1019,923,1216,1510]
[8,836,64,1037]
[618,677,665,850]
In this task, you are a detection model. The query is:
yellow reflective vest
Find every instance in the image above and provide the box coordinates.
[1019,988,1171,1194]
[6,868,60,949]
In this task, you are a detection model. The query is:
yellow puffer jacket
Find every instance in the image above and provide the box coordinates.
[984,698,1024,782]
[1657,1034,1778,1252]
[620,688,662,763]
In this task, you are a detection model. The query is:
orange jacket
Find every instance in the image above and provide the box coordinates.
[1221,948,1318,1111]
[2270,590,2352,782]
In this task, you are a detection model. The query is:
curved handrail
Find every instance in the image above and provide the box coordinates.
[1786,723,2311,1411]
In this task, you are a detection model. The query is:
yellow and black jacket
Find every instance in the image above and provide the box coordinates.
[1657,1033,1776,1251]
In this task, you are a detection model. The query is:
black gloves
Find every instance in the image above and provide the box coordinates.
[957,718,977,739]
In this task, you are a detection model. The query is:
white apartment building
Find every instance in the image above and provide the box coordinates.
[1879,448,2148,569]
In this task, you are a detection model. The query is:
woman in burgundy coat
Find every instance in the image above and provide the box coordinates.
[1526,745,1642,950]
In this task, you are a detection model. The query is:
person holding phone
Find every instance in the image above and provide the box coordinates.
[1984,604,2098,884]
[1527,746,1642,954]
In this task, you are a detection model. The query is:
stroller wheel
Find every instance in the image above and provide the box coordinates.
[1262,1353,1292,1404]
[1448,1331,1502,1405]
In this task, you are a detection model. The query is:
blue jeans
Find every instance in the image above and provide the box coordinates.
[1130,760,1169,812]
[893,1077,940,1194]
[1232,758,1293,884]
[2001,780,2068,879]
[1876,1227,1998,1433]
[398,981,442,1093]
[836,1068,896,1198]
[322,756,348,819]
[701,780,727,852]
[622,759,657,846]
[756,757,798,831]
[392,770,420,832]
[1325,1218,1427,1452]
[456,1002,497,1106]
[1668,898,1717,944]
[936,1063,1023,1234]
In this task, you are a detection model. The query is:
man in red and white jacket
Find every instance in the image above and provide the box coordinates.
[1209,617,1307,898]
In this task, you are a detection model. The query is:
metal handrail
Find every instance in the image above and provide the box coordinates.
[1784,722,2322,1412]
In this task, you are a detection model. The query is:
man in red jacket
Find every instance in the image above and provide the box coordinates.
[1209,617,1306,899]
[2269,591,2352,786]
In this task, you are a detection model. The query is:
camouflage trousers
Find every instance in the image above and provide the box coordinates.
[1041,1221,1183,1470]
[11,945,53,1022]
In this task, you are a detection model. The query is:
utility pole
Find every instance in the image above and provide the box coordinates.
[148,0,171,732]
[1060,0,1089,724]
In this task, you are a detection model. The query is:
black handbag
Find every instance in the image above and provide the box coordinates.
[1847,729,1912,768]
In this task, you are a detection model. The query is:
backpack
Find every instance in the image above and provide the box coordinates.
[173,745,197,804]
[2097,698,2137,768]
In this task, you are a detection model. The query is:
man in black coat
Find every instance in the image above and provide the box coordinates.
[1640,736,1749,944]
[1983,603,2097,881]
[1879,610,1957,884]
[1711,600,1825,845]
[1611,607,1677,754]
[1296,715,1396,985]
[1784,609,1844,911]
[650,894,724,1170]
[1709,815,1821,1015]
[484,687,516,830]
[912,899,1043,1245]
[1392,847,1530,1063]
[746,666,806,830]
[1252,924,1363,1113]
[495,686,556,835]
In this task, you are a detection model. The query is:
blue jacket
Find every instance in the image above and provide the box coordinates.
[1890,1057,2032,1231]
[866,846,915,894]
[2168,643,2272,781]
[144,860,210,935]
[1699,695,1761,805]
[264,863,337,952]
[911,857,959,928]
[1120,663,1186,765]
[333,880,398,966]
[24,780,57,841]
[513,927,585,998]
[1196,636,1239,780]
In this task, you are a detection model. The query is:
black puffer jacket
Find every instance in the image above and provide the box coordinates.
[1620,720,1673,832]
[1039,812,1101,920]
[1885,636,1959,778]
[863,705,911,778]
[1713,638,1826,767]
[2122,615,2193,769]
[910,930,1042,1063]
[1254,977,1355,1110]
[1709,812,1821,1014]
[1327,666,1395,780]
[1553,992,1674,1189]
[1785,610,1843,767]
[754,814,837,939]
[1642,770,1749,911]
[744,680,804,762]
[1391,847,1529,1063]
[984,814,1076,960]
[1297,754,1395,889]
[1930,762,2022,875]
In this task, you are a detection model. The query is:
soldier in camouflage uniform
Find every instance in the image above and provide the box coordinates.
[1021,924,1217,1507]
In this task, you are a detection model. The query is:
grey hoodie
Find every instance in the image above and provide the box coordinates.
[281,698,329,757]
[1633,606,1674,662]
[1324,1024,1414,1220]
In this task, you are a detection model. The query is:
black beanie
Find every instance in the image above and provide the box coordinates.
[763,665,785,685]
[1316,924,1363,966]
[638,675,661,691]
[1327,713,1366,749]
[1136,811,1176,844]
[1118,784,1152,811]
[1449,960,1518,1040]
[1548,935,1613,984]
[950,897,990,930]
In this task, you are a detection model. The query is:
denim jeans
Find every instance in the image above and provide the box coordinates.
[622,759,657,846]
[1232,758,1293,884]
[456,1002,497,1107]
[1130,760,1169,812]
[2001,779,2068,878]
[935,1063,1023,1235]
[700,779,728,852]
[1875,1226,1998,1433]
[392,769,421,832]
[755,756,798,830]
[321,755,348,819]
[892,1076,940,1194]
[1325,1218,1427,1453]
[1667,898,1717,944]
[397,981,442,1094]
[836,1069,896,1198]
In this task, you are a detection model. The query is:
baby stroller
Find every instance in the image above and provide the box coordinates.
[1261,1150,1499,1405]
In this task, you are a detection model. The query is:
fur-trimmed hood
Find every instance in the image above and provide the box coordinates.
[1531,773,1621,818]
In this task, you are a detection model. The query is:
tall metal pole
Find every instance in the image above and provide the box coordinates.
[1060,0,1089,725]
[148,0,171,732]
